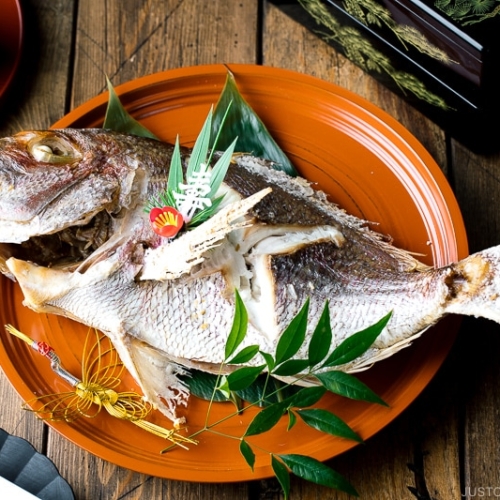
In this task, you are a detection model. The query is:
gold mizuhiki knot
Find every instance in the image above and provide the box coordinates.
[4,324,197,450]
[75,382,120,406]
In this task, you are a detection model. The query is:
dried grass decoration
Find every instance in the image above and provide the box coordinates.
[4,325,197,450]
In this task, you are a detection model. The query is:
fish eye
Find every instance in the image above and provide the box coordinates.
[28,135,82,164]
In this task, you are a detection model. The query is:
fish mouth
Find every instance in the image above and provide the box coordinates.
[0,210,113,273]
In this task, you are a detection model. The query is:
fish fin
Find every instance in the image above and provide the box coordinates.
[365,236,431,272]
[88,328,189,424]
[125,338,190,423]
[6,257,115,311]
[0,245,16,280]
[139,188,271,280]
[6,241,141,314]
[445,246,500,322]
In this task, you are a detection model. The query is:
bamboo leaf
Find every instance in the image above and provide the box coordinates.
[224,290,248,360]
[244,401,287,436]
[308,302,332,367]
[272,359,310,377]
[166,135,184,201]
[287,409,297,431]
[187,196,224,227]
[323,312,392,367]
[297,408,362,442]
[103,77,157,139]
[316,371,388,406]
[207,100,233,164]
[275,299,309,365]
[186,106,212,179]
[227,345,260,365]
[212,71,297,176]
[239,440,256,471]
[184,369,301,405]
[227,365,266,392]
[271,456,291,500]
[182,370,228,402]
[235,376,300,407]
[278,454,358,497]
[208,138,237,199]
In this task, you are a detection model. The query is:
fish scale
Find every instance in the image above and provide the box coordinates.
[2,128,500,422]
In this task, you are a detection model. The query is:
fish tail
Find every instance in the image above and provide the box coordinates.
[445,246,500,323]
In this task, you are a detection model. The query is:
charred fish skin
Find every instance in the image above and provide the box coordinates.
[2,128,500,421]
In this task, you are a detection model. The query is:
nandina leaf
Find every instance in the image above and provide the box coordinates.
[286,386,326,409]
[275,299,309,366]
[244,401,287,436]
[224,290,248,360]
[278,454,358,497]
[103,77,157,139]
[212,70,297,176]
[227,345,260,365]
[227,365,266,392]
[217,376,231,400]
[316,371,388,406]
[271,456,291,500]
[308,301,332,366]
[287,409,297,431]
[260,351,276,372]
[240,440,256,471]
[323,311,392,367]
[296,408,362,442]
[272,359,310,377]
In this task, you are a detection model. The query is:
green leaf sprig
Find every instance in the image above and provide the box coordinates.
[143,104,237,232]
[171,292,392,498]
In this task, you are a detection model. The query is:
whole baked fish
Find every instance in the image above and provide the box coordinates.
[1,128,500,421]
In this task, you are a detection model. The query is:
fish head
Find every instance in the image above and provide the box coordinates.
[0,129,149,276]
[0,129,134,243]
[0,131,81,229]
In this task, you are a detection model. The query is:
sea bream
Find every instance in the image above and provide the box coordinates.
[1,128,500,422]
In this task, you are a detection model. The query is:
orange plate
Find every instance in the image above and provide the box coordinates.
[0,64,468,482]
[0,0,23,103]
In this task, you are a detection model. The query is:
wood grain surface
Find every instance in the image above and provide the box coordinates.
[1,1,499,499]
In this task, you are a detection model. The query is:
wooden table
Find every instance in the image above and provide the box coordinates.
[1,1,500,499]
